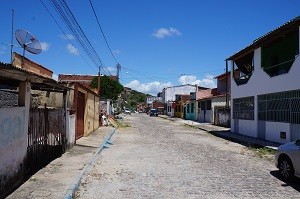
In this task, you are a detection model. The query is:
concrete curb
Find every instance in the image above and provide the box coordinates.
[64,128,116,199]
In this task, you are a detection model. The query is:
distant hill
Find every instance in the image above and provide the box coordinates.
[123,89,151,110]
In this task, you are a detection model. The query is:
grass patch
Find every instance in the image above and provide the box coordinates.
[115,120,131,128]
[183,124,199,129]
[249,146,276,161]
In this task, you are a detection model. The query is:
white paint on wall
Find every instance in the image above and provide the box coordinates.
[66,111,76,149]
[0,107,27,176]
[238,120,257,138]
[231,29,300,142]
[266,122,291,143]
[163,85,196,103]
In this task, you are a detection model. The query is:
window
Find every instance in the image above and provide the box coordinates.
[187,104,190,113]
[233,51,254,86]
[261,30,299,77]
[258,90,300,124]
[233,96,254,120]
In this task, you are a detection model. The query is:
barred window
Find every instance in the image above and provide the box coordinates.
[233,96,254,120]
[258,90,300,123]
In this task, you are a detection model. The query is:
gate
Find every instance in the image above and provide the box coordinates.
[26,107,65,176]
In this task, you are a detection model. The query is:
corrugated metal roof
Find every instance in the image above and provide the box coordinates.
[0,63,68,92]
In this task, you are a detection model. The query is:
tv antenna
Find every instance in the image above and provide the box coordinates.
[15,29,42,67]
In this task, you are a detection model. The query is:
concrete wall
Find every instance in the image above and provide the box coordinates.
[211,96,230,124]
[231,26,300,143]
[65,111,76,149]
[0,107,27,195]
[13,53,53,78]
[163,85,196,103]
[266,122,291,143]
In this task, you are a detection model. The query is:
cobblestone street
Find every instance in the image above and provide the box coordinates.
[75,114,300,198]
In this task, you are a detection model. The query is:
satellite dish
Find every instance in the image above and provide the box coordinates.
[15,29,42,66]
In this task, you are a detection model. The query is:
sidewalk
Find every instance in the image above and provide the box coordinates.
[159,115,280,150]
[7,126,115,199]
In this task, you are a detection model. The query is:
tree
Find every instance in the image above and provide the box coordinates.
[90,75,124,100]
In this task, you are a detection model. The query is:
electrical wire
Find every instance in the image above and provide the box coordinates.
[88,0,119,65]
[39,0,97,73]
[47,0,110,75]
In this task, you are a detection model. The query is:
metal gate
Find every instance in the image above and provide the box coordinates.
[26,107,65,176]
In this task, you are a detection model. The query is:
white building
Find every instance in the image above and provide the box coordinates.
[162,84,197,103]
[228,16,300,144]
[162,84,197,116]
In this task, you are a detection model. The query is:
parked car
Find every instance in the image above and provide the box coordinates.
[149,109,158,116]
[275,140,300,180]
[124,109,131,114]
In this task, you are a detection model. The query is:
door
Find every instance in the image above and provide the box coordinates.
[76,91,85,139]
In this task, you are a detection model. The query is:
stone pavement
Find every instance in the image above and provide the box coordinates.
[159,115,281,150]
[7,126,115,199]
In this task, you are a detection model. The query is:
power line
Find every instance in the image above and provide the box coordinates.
[88,0,119,65]
[47,0,107,74]
[39,0,97,73]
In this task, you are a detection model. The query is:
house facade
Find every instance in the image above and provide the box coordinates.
[58,75,99,139]
[0,62,69,198]
[184,92,197,120]
[174,94,190,118]
[228,16,300,143]
[163,84,198,117]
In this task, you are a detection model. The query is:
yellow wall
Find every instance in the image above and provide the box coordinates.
[174,101,184,118]
[78,87,99,136]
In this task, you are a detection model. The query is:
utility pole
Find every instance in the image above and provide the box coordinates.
[98,65,100,96]
[10,10,14,64]
[225,60,228,108]
[116,63,121,82]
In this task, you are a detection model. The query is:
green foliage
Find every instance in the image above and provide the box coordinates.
[90,75,124,100]
[125,90,150,110]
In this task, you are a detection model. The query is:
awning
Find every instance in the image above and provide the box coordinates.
[0,62,68,92]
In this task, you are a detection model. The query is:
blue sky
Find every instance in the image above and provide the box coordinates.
[1,0,300,95]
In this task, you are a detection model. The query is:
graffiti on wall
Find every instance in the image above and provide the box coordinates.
[216,108,231,127]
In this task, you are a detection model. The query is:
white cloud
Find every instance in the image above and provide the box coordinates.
[60,34,75,40]
[125,80,173,95]
[40,42,50,51]
[112,50,121,55]
[152,27,182,39]
[67,44,79,55]
[52,73,58,81]
[178,74,216,88]
[106,66,117,75]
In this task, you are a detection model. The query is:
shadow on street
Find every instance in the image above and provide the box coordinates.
[270,170,300,192]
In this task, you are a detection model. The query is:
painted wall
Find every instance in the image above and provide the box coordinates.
[211,96,229,124]
[231,27,300,142]
[77,87,99,137]
[266,122,291,143]
[65,111,76,149]
[185,101,196,120]
[237,120,257,137]
[0,107,27,195]
[166,101,175,117]
[215,108,231,127]
[199,110,212,123]
[163,85,196,103]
